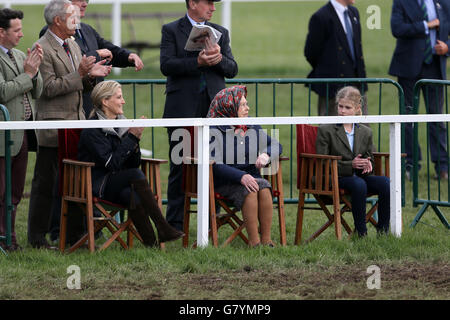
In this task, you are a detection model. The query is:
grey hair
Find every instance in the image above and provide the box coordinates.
[44,0,71,26]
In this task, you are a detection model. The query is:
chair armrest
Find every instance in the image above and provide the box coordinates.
[299,153,342,160]
[62,159,95,167]
[141,157,168,165]
[373,152,389,157]
[183,156,215,165]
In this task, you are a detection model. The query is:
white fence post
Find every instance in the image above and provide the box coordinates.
[112,0,122,75]
[389,122,402,237]
[196,124,210,247]
[221,0,232,42]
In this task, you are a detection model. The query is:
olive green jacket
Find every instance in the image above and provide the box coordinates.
[0,47,43,157]
[315,123,374,177]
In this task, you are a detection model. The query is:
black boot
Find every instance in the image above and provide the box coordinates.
[131,179,184,243]
[128,205,158,247]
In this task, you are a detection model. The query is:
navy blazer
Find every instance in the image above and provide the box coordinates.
[210,125,283,188]
[160,15,238,118]
[389,0,450,79]
[304,2,366,97]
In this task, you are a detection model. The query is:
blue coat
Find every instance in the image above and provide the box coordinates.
[389,0,450,79]
[210,125,283,188]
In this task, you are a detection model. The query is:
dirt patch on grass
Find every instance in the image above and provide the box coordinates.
[175,261,449,300]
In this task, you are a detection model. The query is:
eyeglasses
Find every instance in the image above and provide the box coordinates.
[72,0,89,4]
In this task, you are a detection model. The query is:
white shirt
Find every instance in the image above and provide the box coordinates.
[186,13,205,26]
[419,0,438,53]
[48,29,76,71]
[0,45,8,55]
[345,123,355,151]
[330,0,350,34]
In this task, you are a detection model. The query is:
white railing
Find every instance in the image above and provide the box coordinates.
[2,114,449,246]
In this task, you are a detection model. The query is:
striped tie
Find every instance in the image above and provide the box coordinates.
[420,0,433,64]
[7,50,32,120]
[62,41,71,57]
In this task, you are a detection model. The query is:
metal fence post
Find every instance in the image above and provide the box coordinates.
[0,104,12,255]
[410,79,450,229]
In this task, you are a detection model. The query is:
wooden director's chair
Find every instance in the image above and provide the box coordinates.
[294,124,392,244]
[182,156,288,248]
[58,129,166,253]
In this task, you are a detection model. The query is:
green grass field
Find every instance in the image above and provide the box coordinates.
[0,0,449,300]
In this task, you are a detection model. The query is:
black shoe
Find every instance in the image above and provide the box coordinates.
[30,240,57,250]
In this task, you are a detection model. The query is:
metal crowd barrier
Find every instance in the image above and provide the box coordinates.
[0,104,12,255]
[410,79,450,229]
[116,78,405,205]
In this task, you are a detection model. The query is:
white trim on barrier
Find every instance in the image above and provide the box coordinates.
[2,114,450,246]
[1,114,449,130]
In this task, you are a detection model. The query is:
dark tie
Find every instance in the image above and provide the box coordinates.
[343,9,356,62]
[75,29,88,50]
[420,0,433,64]
[62,41,71,57]
[7,50,32,120]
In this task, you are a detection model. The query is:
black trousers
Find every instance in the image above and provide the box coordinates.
[165,89,211,231]
[399,55,449,174]
[27,146,58,245]
[102,168,146,207]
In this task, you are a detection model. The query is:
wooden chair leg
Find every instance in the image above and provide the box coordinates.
[59,199,68,252]
[86,203,95,253]
[183,195,191,248]
[275,172,286,246]
[295,193,306,245]
[209,200,218,248]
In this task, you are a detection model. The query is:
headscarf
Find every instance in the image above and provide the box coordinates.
[206,85,248,132]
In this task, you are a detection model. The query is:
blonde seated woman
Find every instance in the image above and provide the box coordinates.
[316,86,390,237]
[207,85,283,247]
[77,80,184,247]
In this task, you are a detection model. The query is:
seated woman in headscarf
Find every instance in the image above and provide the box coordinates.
[77,80,184,247]
[207,85,283,247]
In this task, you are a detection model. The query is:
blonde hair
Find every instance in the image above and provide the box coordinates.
[90,80,122,118]
[335,86,363,116]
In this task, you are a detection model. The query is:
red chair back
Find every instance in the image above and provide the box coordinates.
[296,124,318,189]
[57,129,83,195]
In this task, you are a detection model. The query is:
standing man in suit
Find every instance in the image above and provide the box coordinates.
[27,0,111,249]
[40,0,144,117]
[304,0,367,116]
[389,0,450,180]
[160,0,238,231]
[0,8,43,252]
